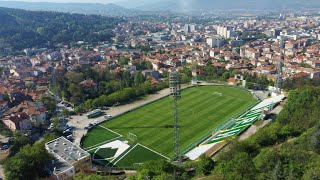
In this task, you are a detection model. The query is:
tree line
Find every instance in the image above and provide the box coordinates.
[54,66,168,113]
[0,7,123,53]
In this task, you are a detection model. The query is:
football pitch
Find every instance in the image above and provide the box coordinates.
[82,86,257,161]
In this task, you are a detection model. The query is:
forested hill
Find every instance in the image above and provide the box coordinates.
[212,83,320,179]
[0,9,18,26]
[0,7,123,52]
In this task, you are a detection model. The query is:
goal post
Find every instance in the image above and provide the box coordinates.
[213,92,222,96]
[127,132,137,141]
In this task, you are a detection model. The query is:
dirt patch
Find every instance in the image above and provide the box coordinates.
[205,142,228,157]
[239,120,272,141]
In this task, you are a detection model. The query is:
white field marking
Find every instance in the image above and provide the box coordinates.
[91,140,130,161]
[99,125,123,137]
[94,157,114,161]
[112,143,139,165]
[85,136,122,151]
[137,143,171,160]
[99,140,130,158]
[92,147,101,160]
[86,147,99,153]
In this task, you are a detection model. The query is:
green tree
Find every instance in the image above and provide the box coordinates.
[39,96,56,115]
[4,143,52,180]
[66,71,84,84]
[214,152,257,180]
[134,71,146,87]
[3,93,10,102]
[36,27,45,36]
[9,131,31,157]
[137,159,174,179]
[118,56,130,66]
[68,83,84,103]
[62,108,70,117]
[222,71,231,80]
[196,155,215,175]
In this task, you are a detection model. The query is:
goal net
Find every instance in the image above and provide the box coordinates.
[127,132,138,141]
[213,92,222,96]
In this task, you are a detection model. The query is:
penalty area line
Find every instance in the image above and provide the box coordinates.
[112,143,139,165]
[99,125,123,137]
[137,143,170,160]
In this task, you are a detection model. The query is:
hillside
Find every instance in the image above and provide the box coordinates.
[212,85,320,179]
[0,8,17,26]
[0,7,123,52]
[0,1,136,15]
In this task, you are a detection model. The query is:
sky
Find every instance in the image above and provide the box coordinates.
[0,0,123,3]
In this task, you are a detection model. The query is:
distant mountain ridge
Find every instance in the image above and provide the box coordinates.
[0,1,136,15]
[118,0,320,11]
[1,0,320,15]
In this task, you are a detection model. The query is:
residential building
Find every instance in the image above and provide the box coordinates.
[2,112,32,132]
[207,36,224,48]
[142,70,160,80]
[184,24,190,34]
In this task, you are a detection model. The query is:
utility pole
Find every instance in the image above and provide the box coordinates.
[169,71,181,162]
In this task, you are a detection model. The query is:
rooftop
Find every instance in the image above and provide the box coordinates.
[45,137,90,174]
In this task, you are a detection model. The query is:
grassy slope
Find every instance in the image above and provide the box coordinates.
[99,86,257,158]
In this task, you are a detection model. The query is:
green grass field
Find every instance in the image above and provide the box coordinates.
[93,148,118,160]
[114,144,167,168]
[82,126,121,149]
[96,86,257,158]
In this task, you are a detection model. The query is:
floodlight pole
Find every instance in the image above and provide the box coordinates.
[169,71,181,163]
[275,39,284,94]
[193,58,198,84]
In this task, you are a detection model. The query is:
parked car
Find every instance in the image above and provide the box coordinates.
[0,145,9,150]
[113,102,120,106]
[66,135,73,140]
[102,106,110,110]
